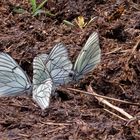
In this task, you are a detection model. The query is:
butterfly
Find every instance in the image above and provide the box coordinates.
[38,43,73,86]
[33,43,72,109]
[33,78,53,110]
[71,32,101,81]
[0,43,72,110]
[0,52,32,96]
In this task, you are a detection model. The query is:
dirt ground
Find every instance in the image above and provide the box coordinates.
[0,0,140,139]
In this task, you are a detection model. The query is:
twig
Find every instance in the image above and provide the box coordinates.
[87,85,140,125]
[127,38,140,63]
[40,121,72,126]
[48,126,66,133]
[87,85,133,119]
[104,108,128,121]
[128,0,140,11]
[66,87,140,106]
[126,116,140,126]
[18,133,30,137]
[104,47,122,55]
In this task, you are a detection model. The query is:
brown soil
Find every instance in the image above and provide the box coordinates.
[0,0,140,139]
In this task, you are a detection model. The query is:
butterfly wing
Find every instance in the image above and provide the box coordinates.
[32,78,53,110]
[73,32,101,80]
[33,55,54,109]
[33,55,50,89]
[44,43,73,85]
[0,52,31,97]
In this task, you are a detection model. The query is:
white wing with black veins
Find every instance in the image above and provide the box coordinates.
[0,52,31,97]
[73,32,101,80]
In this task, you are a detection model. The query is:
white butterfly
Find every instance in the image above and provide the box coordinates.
[71,32,101,81]
[32,55,52,110]
[41,43,73,85]
[33,43,72,109]
[32,78,53,110]
[0,52,32,96]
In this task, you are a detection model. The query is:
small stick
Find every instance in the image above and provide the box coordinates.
[18,133,30,137]
[104,47,122,55]
[126,116,140,126]
[87,85,140,125]
[87,85,133,119]
[48,126,66,133]
[127,38,140,62]
[66,87,140,106]
[40,121,72,126]
[104,108,128,121]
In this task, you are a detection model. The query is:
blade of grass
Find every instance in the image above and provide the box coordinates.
[63,20,75,27]
[33,9,46,16]
[35,0,48,13]
[30,0,37,13]
[45,11,55,16]
[33,9,55,16]
[13,7,25,14]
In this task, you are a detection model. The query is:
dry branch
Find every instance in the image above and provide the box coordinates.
[66,87,140,107]
[87,85,134,120]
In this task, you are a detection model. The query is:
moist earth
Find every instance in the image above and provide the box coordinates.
[0,0,140,139]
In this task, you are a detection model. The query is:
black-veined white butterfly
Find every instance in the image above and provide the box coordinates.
[0,52,32,96]
[41,43,73,85]
[33,43,72,109]
[32,78,53,110]
[71,32,101,81]
[32,55,53,110]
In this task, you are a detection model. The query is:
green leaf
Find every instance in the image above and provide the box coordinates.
[13,7,25,14]
[33,9,54,16]
[63,20,75,27]
[33,9,46,16]
[30,0,37,13]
